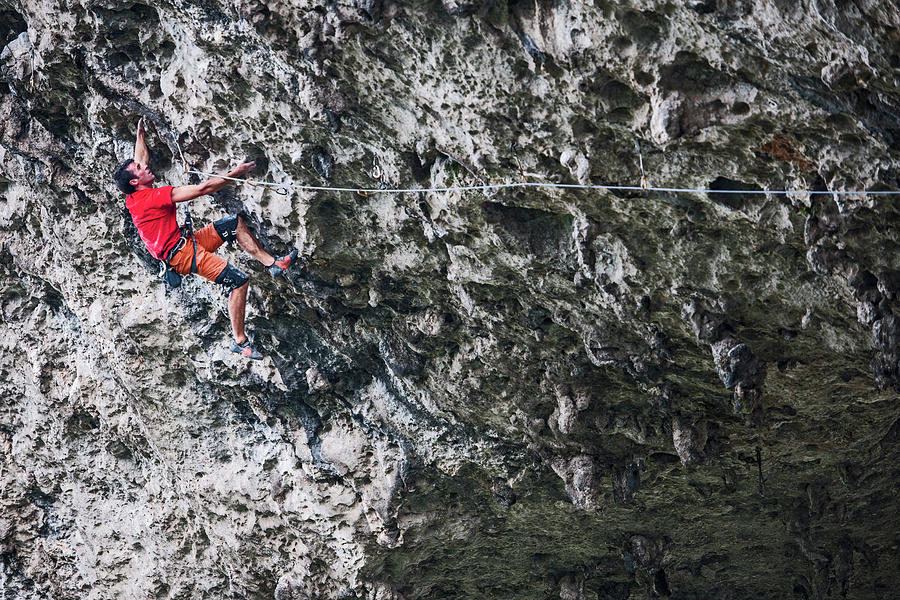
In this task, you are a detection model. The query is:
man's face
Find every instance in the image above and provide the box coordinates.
[127,161,155,187]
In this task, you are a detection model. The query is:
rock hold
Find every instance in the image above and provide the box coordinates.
[611,461,643,505]
[305,365,331,393]
[672,417,707,467]
[551,454,604,510]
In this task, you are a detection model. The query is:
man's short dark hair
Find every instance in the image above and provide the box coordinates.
[113,159,136,195]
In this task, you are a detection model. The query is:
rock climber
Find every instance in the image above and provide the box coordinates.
[113,117,296,360]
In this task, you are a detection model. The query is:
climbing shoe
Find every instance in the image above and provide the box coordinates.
[230,338,263,360]
[268,250,298,278]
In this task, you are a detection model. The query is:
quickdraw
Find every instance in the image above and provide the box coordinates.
[511,141,527,182]
[359,156,388,196]
[372,156,389,190]
[635,139,648,191]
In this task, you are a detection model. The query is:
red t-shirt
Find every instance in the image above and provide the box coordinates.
[126,185,180,260]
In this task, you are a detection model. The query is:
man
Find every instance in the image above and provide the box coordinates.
[113,118,296,360]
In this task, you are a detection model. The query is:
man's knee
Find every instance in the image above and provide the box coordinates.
[214,263,249,294]
[213,214,240,245]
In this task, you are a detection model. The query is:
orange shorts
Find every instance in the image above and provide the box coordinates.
[167,222,228,282]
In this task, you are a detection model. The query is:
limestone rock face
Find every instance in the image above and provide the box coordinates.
[1,0,899,598]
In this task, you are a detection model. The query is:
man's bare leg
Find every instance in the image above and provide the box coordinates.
[229,282,249,344]
[235,217,275,266]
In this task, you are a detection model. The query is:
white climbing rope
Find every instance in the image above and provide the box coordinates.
[185,169,900,197]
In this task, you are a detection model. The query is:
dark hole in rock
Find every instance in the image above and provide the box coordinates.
[310,199,346,250]
[890,54,900,69]
[148,146,173,174]
[356,0,384,24]
[687,0,716,14]
[612,36,633,51]
[525,305,553,330]
[482,202,574,261]
[491,477,516,506]
[90,3,160,30]
[444,1,477,17]
[599,80,641,110]
[777,358,798,372]
[595,581,632,600]
[634,25,660,46]
[160,40,176,57]
[606,107,633,123]
[401,150,429,183]
[732,101,750,115]
[634,70,654,85]
[43,285,68,315]
[0,8,26,48]
[107,51,130,68]
[620,8,661,46]
[241,146,269,174]
[659,51,730,92]
[839,133,863,146]
[648,452,681,465]
[570,116,598,138]
[707,176,757,210]
[652,569,670,596]
[325,109,341,133]
[106,439,134,459]
[123,43,143,60]
[779,328,798,340]
[68,409,100,433]
[29,488,55,509]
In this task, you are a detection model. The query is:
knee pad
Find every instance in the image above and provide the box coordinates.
[214,263,249,294]
[213,214,240,245]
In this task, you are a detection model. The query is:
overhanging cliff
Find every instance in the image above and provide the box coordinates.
[1,1,899,598]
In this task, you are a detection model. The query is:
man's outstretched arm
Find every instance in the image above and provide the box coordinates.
[171,160,256,203]
[134,118,149,165]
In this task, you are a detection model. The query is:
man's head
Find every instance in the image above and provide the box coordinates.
[113,159,155,195]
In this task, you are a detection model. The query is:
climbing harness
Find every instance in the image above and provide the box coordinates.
[157,260,182,288]
[156,226,197,288]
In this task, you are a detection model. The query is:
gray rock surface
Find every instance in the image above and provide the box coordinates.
[1,0,899,598]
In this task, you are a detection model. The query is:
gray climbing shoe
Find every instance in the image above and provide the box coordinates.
[268,250,298,278]
[230,338,263,360]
